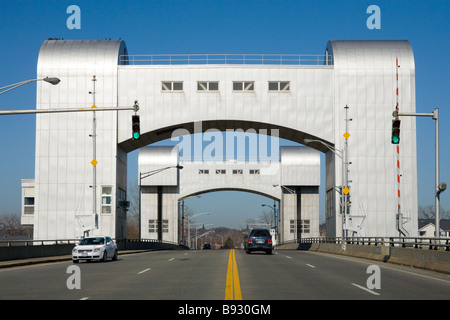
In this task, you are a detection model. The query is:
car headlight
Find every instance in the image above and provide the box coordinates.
[72,248,78,253]
[93,248,100,253]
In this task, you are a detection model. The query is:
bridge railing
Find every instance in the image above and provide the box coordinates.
[119,54,333,66]
[0,238,188,262]
[287,237,450,251]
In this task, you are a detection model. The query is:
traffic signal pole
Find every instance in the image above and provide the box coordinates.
[0,106,135,115]
[393,108,444,238]
[1,100,139,236]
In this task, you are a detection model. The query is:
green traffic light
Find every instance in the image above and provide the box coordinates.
[391,119,400,144]
[133,132,140,140]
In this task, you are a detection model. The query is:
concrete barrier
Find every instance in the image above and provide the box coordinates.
[277,242,450,274]
[0,239,188,262]
[0,244,74,261]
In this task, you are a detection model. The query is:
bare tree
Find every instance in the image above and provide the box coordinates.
[418,205,450,219]
[244,210,274,230]
[126,184,140,238]
[0,213,32,237]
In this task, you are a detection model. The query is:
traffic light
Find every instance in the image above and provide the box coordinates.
[132,115,140,140]
[391,119,401,144]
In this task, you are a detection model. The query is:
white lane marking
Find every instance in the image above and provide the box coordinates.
[80,297,89,300]
[137,268,151,274]
[169,258,175,261]
[351,283,380,296]
[184,253,189,255]
[286,256,292,259]
[306,264,316,268]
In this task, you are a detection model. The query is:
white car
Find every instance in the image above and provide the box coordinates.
[72,236,118,263]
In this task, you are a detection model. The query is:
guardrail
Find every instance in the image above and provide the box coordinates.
[282,237,450,251]
[0,238,188,262]
[119,54,333,66]
[277,237,450,274]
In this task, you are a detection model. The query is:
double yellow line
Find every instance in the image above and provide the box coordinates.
[225,249,242,300]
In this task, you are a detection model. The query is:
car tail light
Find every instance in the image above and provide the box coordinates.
[248,238,253,243]
[268,238,272,244]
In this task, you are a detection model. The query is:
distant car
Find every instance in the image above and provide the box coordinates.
[203,243,212,250]
[72,236,118,263]
[245,229,273,254]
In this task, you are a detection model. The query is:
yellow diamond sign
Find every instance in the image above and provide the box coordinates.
[91,159,98,167]
[343,131,350,140]
[91,104,97,109]
[342,187,350,195]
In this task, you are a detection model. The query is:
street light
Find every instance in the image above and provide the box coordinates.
[0,77,60,95]
[195,224,214,249]
[304,138,348,249]
[180,195,201,244]
[138,165,184,239]
[185,212,210,249]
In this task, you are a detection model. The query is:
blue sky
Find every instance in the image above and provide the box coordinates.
[0,0,448,229]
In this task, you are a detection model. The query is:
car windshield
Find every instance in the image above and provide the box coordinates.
[251,230,270,237]
[79,237,104,245]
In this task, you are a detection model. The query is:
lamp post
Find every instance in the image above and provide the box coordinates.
[304,138,347,249]
[272,185,295,243]
[138,165,183,239]
[0,77,60,95]
[185,212,209,248]
[180,195,201,244]
[195,225,214,250]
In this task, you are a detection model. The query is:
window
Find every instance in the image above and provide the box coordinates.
[198,169,209,174]
[300,220,310,234]
[162,220,169,233]
[101,186,112,214]
[149,219,169,233]
[23,187,35,214]
[268,81,290,92]
[149,219,156,233]
[197,81,219,91]
[290,220,310,234]
[216,169,226,175]
[162,81,183,91]
[24,197,34,214]
[233,81,254,91]
[232,169,243,175]
[290,220,300,234]
[249,169,260,175]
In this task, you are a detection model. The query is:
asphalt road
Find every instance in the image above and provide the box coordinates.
[0,249,449,301]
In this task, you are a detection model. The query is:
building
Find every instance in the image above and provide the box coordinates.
[418,219,450,237]
[21,39,418,241]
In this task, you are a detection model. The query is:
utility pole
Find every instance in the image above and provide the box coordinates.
[342,105,351,246]
[90,75,98,233]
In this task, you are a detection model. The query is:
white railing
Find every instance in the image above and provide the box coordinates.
[296,237,450,251]
[119,54,333,66]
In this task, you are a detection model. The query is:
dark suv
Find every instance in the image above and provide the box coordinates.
[245,229,273,254]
